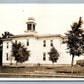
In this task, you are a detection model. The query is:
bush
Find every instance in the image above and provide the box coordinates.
[76,60,84,66]
[37,63,40,66]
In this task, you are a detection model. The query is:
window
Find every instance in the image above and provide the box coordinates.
[50,40,53,46]
[43,40,46,47]
[33,24,35,31]
[43,53,46,61]
[27,24,32,30]
[27,40,29,46]
[6,53,8,60]
[7,42,8,48]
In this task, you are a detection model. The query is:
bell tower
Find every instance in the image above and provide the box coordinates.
[24,17,37,34]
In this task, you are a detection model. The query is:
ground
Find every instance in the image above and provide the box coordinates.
[0,65,84,78]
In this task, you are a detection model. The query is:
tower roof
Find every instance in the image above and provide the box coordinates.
[28,17,35,21]
[26,17,36,25]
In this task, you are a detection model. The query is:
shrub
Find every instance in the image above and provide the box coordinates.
[76,60,84,66]
[37,63,40,66]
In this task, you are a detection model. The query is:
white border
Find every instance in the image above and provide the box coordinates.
[0,78,83,81]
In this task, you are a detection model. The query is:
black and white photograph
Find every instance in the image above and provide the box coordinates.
[0,4,84,80]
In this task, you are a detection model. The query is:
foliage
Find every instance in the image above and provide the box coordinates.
[0,31,14,45]
[2,31,13,39]
[12,41,30,63]
[76,60,84,66]
[65,17,84,68]
[48,47,59,63]
[65,17,84,56]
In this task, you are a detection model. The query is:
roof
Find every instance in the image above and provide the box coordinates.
[26,17,37,25]
[2,33,66,41]
[36,34,65,39]
[1,38,12,41]
[28,17,35,21]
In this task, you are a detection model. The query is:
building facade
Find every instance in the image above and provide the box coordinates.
[2,17,83,66]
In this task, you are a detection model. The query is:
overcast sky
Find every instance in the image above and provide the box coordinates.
[0,4,84,36]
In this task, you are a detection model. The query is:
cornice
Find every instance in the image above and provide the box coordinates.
[2,33,66,41]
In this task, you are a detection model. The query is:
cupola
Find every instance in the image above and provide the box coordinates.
[24,17,37,34]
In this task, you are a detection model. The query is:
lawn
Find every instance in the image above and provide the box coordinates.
[0,65,84,74]
[0,65,84,78]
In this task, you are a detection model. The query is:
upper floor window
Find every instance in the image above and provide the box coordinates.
[43,40,46,47]
[6,53,8,60]
[7,42,8,48]
[50,40,53,46]
[27,40,29,46]
[43,53,46,61]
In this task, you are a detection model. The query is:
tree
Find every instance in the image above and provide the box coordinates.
[65,17,84,73]
[12,41,30,68]
[1,31,13,39]
[48,47,59,65]
[0,31,14,45]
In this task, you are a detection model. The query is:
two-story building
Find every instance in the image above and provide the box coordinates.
[2,17,82,66]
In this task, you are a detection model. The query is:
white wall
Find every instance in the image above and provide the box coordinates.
[3,36,84,65]
[3,40,12,64]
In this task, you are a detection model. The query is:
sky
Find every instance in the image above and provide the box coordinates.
[0,4,84,36]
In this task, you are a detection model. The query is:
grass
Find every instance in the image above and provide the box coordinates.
[0,65,83,74]
[0,65,84,78]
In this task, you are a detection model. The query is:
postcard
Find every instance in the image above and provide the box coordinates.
[0,4,84,81]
